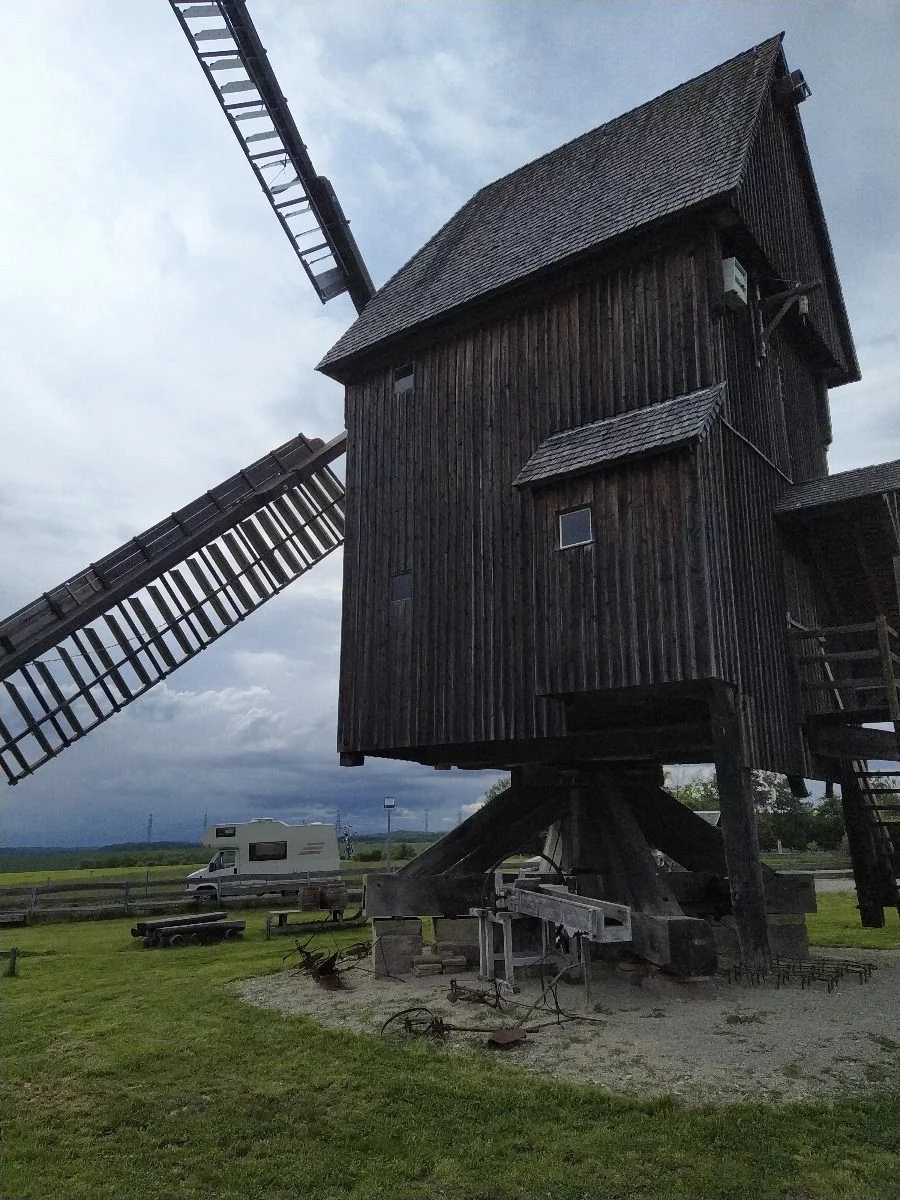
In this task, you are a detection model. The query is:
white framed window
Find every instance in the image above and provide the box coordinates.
[558,507,593,549]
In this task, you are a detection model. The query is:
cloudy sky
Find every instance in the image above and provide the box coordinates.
[1,1,898,846]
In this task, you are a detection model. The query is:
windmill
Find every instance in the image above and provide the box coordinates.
[0,1,367,785]
[3,6,898,972]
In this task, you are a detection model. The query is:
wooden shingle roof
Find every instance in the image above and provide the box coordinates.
[513,383,726,488]
[776,460,900,513]
[319,36,784,377]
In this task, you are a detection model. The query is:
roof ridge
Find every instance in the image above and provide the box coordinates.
[347,36,785,325]
[471,34,784,206]
[319,34,792,375]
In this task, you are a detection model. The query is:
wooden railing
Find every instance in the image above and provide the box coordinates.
[789,616,900,720]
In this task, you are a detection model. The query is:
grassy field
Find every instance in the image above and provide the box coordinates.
[2,891,898,1199]
[808,891,900,950]
[0,862,209,888]
[0,858,415,890]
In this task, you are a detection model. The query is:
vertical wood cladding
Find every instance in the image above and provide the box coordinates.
[736,91,846,374]
[719,306,828,485]
[338,228,826,776]
[697,423,808,775]
[535,453,713,697]
[338,240,719,757]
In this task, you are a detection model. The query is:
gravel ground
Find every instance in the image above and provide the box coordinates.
[237,947,900,1105]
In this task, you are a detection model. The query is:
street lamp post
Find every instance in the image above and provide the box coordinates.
[384,796,396,871]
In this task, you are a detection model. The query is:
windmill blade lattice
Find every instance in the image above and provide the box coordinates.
[0,433,346,785]
[169,0,374,313]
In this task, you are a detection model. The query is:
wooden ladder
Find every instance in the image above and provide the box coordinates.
[839,755,900,927]
[789,617,900,926]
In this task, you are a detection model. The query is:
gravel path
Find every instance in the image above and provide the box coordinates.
[237,947,900,1105]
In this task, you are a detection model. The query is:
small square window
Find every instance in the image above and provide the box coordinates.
[393,365,414,396]
[391,572,412,602]
[558,507,592,549]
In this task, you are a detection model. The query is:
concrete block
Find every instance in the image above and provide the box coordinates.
[440,955,469,971]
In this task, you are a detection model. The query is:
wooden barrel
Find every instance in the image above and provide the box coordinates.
[299,885,320,911]
[321,882,349,912]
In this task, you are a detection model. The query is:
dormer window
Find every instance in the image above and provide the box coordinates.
[558,508,593,549]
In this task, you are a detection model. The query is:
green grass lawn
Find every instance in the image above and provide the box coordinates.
[808,889,900,950]
[3,902,899,1200]
[0,862,209,888]
[1,859,406,889]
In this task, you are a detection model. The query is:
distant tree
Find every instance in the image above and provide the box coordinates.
[667,771,720,811]
[393,843,413,861]
[809,794,845,851]
[355,848,383,863]
[479,776,510,805]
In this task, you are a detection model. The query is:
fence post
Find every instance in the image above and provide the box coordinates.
[5,948,18,977]
[123,881,130,915]
[30,887,36,915]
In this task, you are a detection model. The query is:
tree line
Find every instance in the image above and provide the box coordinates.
[667,770,897,852]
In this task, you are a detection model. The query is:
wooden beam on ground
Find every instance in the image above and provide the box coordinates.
[710,683,771,969]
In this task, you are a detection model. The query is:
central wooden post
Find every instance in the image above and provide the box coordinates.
[710,683,771,969]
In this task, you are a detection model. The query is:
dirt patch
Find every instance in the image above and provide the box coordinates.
[237,948,900,1105]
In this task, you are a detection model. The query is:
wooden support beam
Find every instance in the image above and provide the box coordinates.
[710,684,771,969]
[623,780,728,876]
[585,768,717,976]
[364,873,486,918]
[400,769,566,878]
[806,724,900,761]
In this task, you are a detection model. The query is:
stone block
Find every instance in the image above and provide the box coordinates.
[433,917,480,947]
[371,917,423,939]
[372,933,423,978]
[712,914,809,964]
[414,962,443,977]
[767,913,809,959]
[440,955,469,971]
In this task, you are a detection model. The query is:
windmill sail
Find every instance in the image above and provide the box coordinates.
[0,433,346,785]
[169,0,375,313]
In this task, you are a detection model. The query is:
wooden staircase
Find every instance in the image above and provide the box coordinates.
[791,618,900,927]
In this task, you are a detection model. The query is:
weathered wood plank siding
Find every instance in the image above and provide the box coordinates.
[696,422,806,775]
[339,221,830,775]
[735,91,846,374]
[338,239,719,758]
[535,452,713,696]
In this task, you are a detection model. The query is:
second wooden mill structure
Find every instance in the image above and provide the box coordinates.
[319,34,900,971]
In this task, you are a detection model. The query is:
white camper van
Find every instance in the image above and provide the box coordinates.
[186,819,340,899]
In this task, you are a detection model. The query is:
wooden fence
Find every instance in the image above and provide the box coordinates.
[0,867,374,923]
